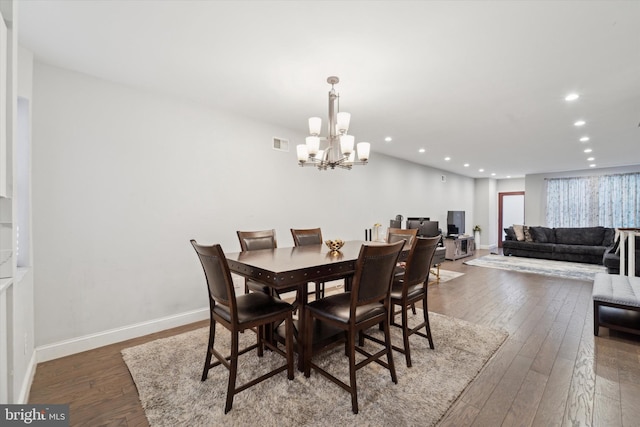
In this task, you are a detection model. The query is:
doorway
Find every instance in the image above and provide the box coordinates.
[498,192,525,248]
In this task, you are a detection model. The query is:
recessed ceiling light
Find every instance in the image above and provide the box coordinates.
[418,148,426,153]
[463,163,470,167]
[491,173,496,176]
[479,168,484,172]
[579,136,590,142]
[574,120,586,127]
[587,157,595,161]
[590,164,597,168]
[444,157,451,161]
[565,93,580,101]
[584,148,593,153]
[506,176,512,178]
[384,137,392,142]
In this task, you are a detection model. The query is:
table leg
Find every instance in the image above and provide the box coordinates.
[296,283,308,371]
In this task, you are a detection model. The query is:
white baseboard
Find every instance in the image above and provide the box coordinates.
[17,350,37,404]
[35,307,209,363]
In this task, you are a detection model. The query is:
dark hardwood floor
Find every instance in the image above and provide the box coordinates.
[28,250,640,426]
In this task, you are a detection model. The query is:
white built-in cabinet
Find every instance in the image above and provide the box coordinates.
[0,1,17,404]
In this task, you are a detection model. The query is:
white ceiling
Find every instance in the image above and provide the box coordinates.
[16,0,640,178]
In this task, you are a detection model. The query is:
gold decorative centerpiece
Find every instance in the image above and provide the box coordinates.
[325,239,345,254]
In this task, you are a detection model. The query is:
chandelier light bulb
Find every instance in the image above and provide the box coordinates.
[296,144,309,163]
[336,112,351,134]
[306,136,320,156]
[357,142,371,161]
[308,117,322,136]
[340,135,354,156]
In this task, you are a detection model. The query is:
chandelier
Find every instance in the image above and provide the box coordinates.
[297,76,370,170]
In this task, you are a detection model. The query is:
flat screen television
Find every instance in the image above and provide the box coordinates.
[447,211,465,235]
[406,217,440,237]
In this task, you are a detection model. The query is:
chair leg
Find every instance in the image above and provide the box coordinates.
[225,331,239,414]
[348,329,359,414]
[383,315,398,384]
[402,304,412,367]
[423,299,434,349]
[201,318,216,381]
[257,324,264,357]
[411,303,417,315]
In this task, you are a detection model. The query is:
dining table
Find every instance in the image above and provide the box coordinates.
[225,240,406,370]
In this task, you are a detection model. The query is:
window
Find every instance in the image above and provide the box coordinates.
[546,173,640,228]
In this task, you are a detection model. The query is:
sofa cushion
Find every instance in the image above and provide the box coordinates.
[529,226,555,244]
[555,227,605,246]
[554,244,606,257]
[503,240,554,253]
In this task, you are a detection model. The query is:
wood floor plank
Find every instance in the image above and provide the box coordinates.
[470,354,534,426]
[501,368,548,427]
[562,309,596,427]
[530,349,575,426]
[620,381,640,427]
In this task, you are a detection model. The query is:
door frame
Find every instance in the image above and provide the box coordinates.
[498,191,525,248]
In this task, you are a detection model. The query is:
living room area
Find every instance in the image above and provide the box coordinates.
[2,1,640,426]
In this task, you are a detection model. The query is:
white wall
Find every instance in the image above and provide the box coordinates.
[473,178,497,249]
[497,177,525,193]
[31,62,475,358]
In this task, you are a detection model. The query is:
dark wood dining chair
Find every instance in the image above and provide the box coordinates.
[236,229,278,294]
[386,227,418,246]
[291,227,325,299]
[190,240,295,413]
[303,240,405,414]
[388,235,440,367]
[387,227,419,310]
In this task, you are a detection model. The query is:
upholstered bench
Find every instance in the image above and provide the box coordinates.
[592,272,640,336]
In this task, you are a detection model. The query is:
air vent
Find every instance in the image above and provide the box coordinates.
[272,137,289,152]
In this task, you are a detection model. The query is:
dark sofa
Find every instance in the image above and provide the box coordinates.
[503,226,615,264]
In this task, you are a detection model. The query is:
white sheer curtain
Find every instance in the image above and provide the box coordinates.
[598,173,640,227]
[546,173,640,228]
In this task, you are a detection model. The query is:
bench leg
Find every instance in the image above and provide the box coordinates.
[593,301,600,336]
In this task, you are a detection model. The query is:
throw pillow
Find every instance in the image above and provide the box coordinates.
[504,227,517,241]
[524,226,534,242]
[529,226,548,243]
[513,224,525,241]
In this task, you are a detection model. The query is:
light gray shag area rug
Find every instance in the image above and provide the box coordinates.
[464,254,606,281]
[122,310,507,427]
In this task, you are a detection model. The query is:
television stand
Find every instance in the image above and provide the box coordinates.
[444,235,475,260]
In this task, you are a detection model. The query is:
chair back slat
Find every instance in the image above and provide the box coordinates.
[386,228,418,248]
[403,236,441,286]
[351,241,404,305]
[190,241,236,312]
